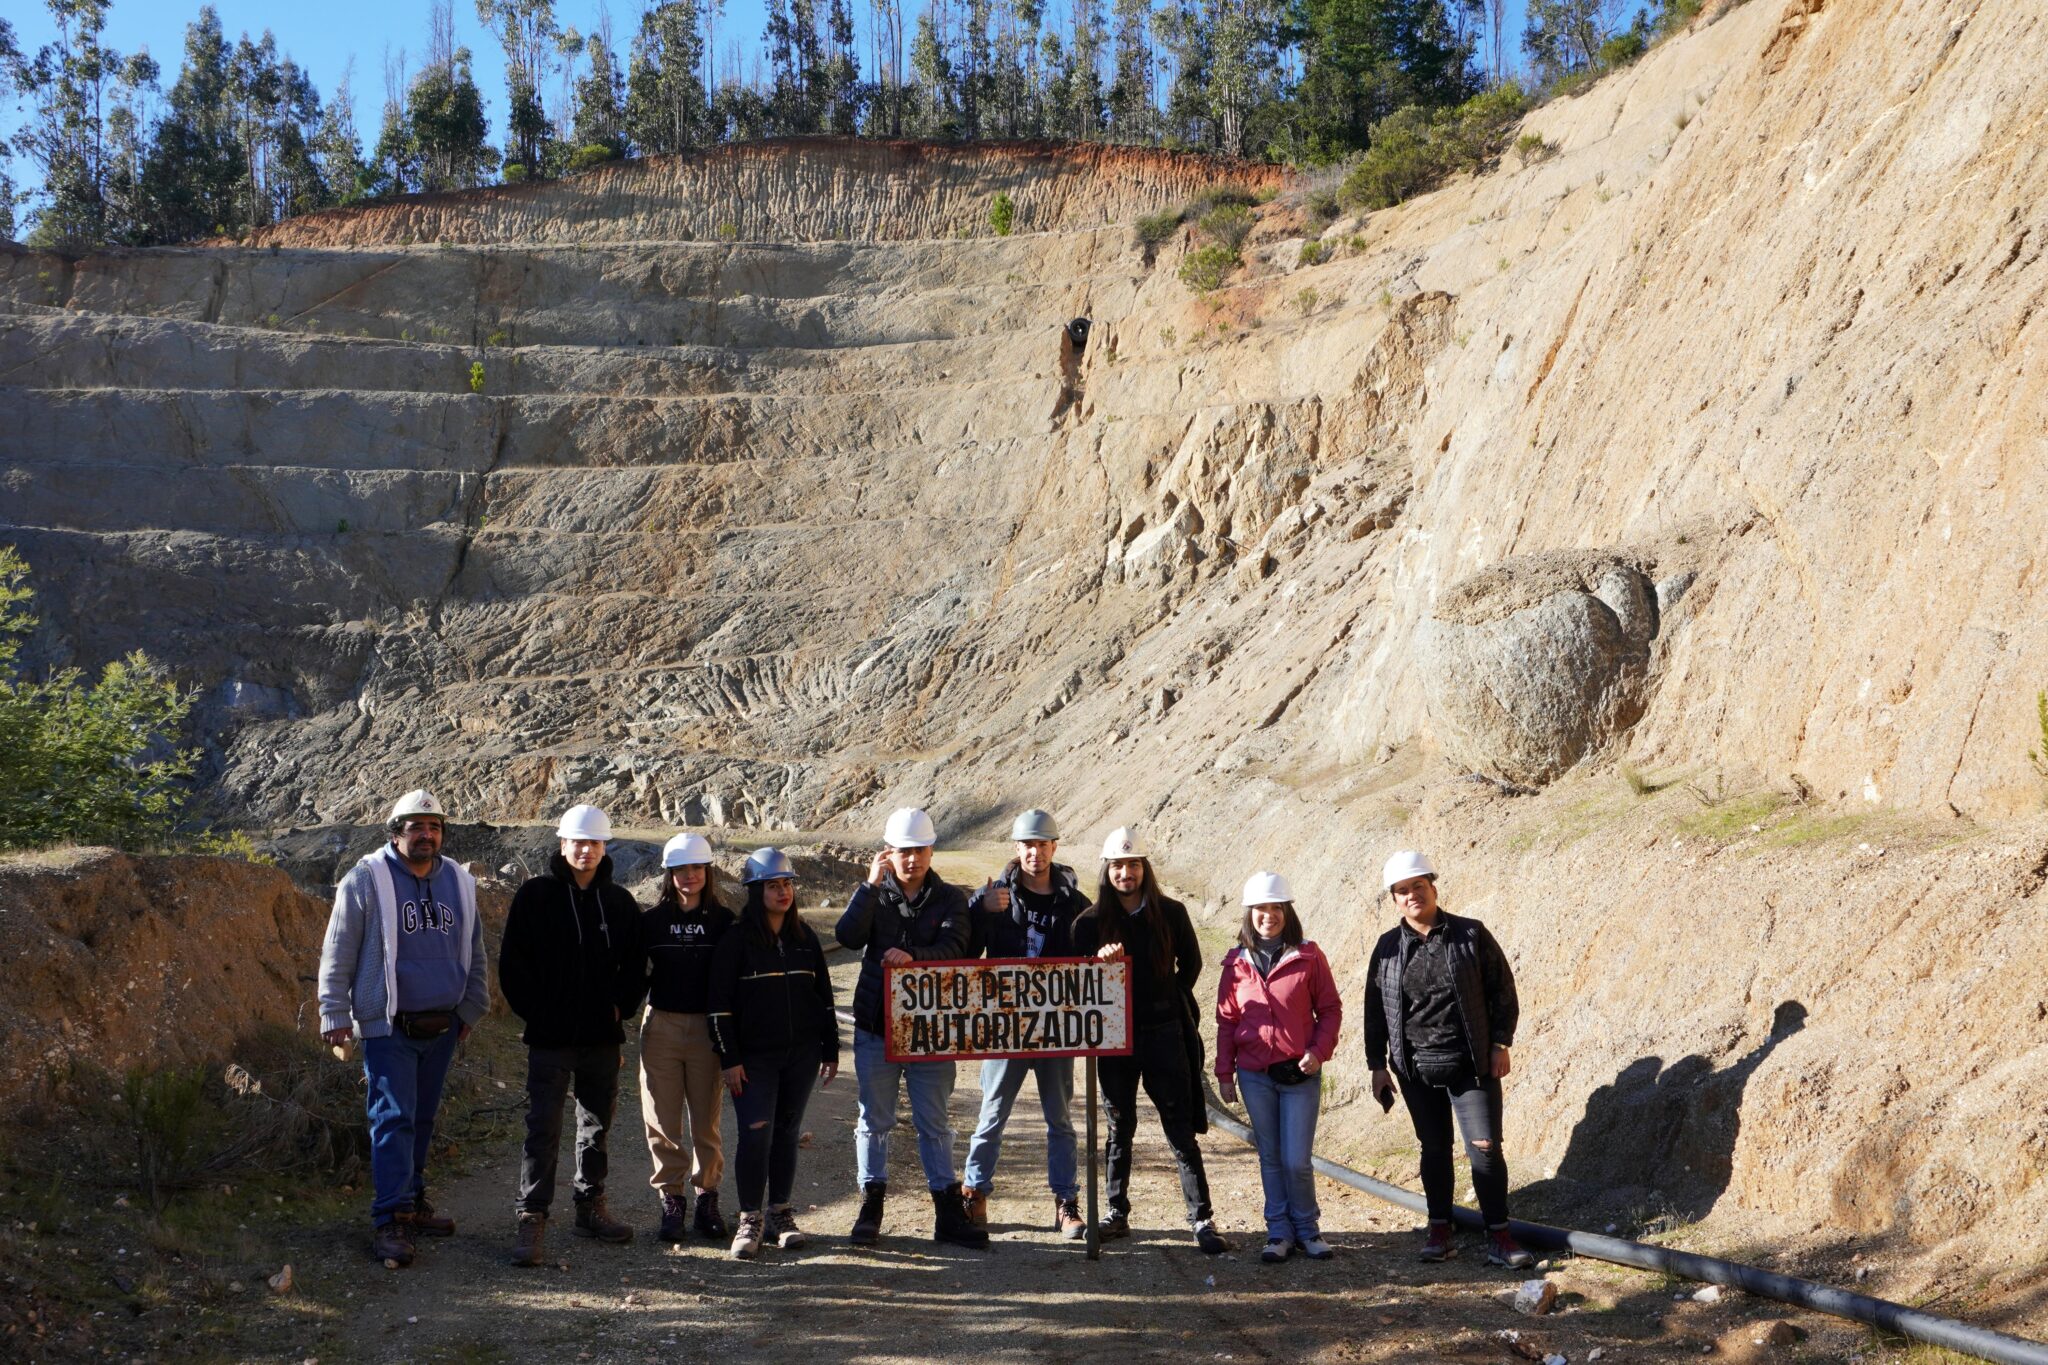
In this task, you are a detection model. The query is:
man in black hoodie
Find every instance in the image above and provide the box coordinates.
[498,804,647,1268]
[835,806,984,1250]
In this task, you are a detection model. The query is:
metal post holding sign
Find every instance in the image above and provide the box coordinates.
[880,956,1131,1255]
[1085,1055,1100,1260]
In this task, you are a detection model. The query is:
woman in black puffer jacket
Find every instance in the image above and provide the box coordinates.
[706,848,839,1260]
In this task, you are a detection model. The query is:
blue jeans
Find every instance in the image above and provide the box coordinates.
[362,1029,460,1223]
[1238,1067,1322,1240]
[853,1028,958,1190]
[962,1057,1077,1199]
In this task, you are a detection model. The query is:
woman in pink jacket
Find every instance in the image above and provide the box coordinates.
[1216,871,1343,1263]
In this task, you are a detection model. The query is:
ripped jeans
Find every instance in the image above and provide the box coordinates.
[1396,1059,1511,1228]
[731,1045,821,1213]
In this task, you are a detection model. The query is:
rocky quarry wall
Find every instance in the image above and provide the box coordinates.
[4,0,2047,1316]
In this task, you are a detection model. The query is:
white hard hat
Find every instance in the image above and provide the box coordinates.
[661,833,713,867]
[1241,871,1293,906]
[1382,850,1438,890]
[883,807,937,849]
[389,789,446,823]
[1100,826,1146,860]
[556,804,613,842]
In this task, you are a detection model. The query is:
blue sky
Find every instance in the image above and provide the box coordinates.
[3,0,1597,162]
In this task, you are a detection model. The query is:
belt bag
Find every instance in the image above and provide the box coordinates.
[396,1010,457,1040]
[1265,1056,1312,1086]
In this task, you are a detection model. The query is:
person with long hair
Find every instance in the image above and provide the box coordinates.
[1363,850,1533,1268]
[1216,871,1342,1263]
[706,847,839,1259]
[636,833,736,1243]
[1070,827,1229,1254]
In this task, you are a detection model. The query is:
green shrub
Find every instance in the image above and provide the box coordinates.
[1198,203,1255,252]
[468,360,486,394]
[1188,185,1257,216]
[123,1064,208,1210]
[1135,210,1183,247]
[1339,83,1531,213]
[1179,244,1238,293]
[501,163,528,184]
[566,143,616,174]
[2030,690,2048,781]
[989,191,1016,236]
[1515,132,1558,163]
[0,548,196,851]
[1599,30,1648,68]
[1298,239,1328,268]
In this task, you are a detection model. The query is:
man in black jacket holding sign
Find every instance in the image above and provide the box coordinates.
[960,808,1091,1239]
[498,804,646,1268]
[834,806,984,1250]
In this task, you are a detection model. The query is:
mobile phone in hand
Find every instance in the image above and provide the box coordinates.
[1375,1082,1395,1113]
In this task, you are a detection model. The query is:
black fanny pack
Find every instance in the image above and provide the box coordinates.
[1265,1056,1312,1086]
[396,1010,457,1040]
[1408,1052,1474,1089]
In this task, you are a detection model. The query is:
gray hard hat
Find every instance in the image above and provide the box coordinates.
[742,847,797,883]
[1010,809,1060,842]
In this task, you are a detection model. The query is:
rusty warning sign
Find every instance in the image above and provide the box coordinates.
[883,957,1132,1062]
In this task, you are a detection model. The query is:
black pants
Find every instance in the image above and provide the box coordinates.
[1099,1018,1212,1225]
[732,1046,819,1213]
[1396,1060,1509,1227]
[517,1043,621,1216]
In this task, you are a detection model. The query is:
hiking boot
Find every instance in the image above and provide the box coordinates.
[1301,1235,1334,1261]
[371,1219,415,1266]
[961,1184,990,1228]
[932,1183,990,1250]
[692,1188,729,1240]
[1418,1221,1457,1262]
[1097,1210,1131,1241]
[657,1193,690,1243]
[573,1194,634,1244]
[509,1212,546,1268]
[1486,1227,1535,1269]
[1054,1196,1086,1242]
[730,1210,764,1260]
[766,1204,806,1250]
[1194,1221,1231,1255]
[403,1196,455,1237]
[1261,1236,1294,1263]
[849,1181,886,1246]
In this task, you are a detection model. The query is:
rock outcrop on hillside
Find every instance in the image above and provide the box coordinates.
[0,851,329,1104]
[5,0,2048,1306]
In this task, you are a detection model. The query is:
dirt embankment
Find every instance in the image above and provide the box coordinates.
[239,138,1288,248]
[0,850,328,1105]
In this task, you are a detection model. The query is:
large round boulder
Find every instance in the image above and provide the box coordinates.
[1420,550,1659,786]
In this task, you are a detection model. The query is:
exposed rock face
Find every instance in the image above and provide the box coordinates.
[1421,550,1660,785]
[0,850,328,1103]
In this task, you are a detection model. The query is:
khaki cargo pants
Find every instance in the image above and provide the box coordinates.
[638,1008,726,1195]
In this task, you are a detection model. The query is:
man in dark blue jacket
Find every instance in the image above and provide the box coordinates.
[959,809,1091,1239]
[835,807,984,1249]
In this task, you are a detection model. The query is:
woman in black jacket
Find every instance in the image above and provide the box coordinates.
[1069,827,1228,1254]
[1363,850,1533,1269]
[707,847,839,1260]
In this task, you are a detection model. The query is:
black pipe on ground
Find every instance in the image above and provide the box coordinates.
[1204,1105,2048,1365]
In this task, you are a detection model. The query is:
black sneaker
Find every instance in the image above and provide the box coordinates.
[1098,1211,1131,1241]
[850,1181,886,1246]
[1195,1222,1231,1255]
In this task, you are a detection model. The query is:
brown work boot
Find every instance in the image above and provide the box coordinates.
[961,1184,989,1228]
[573,1194,634,1244]
[371,1219,415,1266]
[402,1195,455,1237]
[1054,1196,1085,1241]
[509,1212,546,1267]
